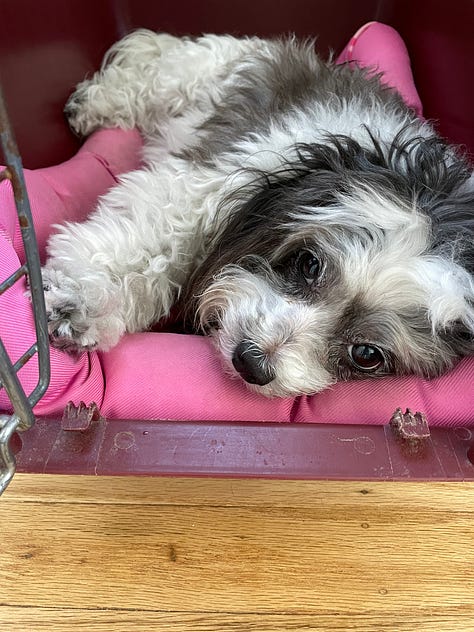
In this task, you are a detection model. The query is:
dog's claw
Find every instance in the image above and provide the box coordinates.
[41,267,98,352]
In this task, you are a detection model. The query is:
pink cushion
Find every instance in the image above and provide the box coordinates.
[0,129,143,416]
[336,21,424,118]
[1,22,473,426]
[100,334,474,425]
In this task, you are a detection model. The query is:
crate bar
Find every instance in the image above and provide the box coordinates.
[0,263,28,294]
[0,340,35,432]
[0,84,50,408]
[0,84,51,494]
[0,415,21,493]
[0,343,39,391]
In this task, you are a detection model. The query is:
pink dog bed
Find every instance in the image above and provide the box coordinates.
[1,23,472,426]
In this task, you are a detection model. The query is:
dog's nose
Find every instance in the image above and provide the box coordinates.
[232,341,275,386]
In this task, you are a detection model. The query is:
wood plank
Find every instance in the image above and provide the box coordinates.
[2,475,474,631]
[1,607,474,632]
[4,474,474,510]
[1,500,473,613]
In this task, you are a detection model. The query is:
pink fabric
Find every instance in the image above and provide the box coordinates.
[336,21,424,118]
[1,23,473,426]
[0,129,143,416]
[100,334,474,425]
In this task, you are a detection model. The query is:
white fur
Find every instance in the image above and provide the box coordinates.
[197,266,334,396]
[43,30,473,395]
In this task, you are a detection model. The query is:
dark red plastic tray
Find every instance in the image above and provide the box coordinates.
[15,415,474,481]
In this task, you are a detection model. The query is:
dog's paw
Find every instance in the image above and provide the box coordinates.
[41,267,99,352]
[64,83,101,137]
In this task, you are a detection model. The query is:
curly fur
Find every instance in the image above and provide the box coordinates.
[43,30,474,397]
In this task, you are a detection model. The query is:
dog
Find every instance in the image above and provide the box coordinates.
[42,30,474,398]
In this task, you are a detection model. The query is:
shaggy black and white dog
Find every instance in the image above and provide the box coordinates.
[42,30,474,397]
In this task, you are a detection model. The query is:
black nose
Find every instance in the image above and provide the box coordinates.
[232,341,275,386]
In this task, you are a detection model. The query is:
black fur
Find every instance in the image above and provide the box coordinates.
[183,131,474,334]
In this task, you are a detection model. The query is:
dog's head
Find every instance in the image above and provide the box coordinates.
[183,134,474,397]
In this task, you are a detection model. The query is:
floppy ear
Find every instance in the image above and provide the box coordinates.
[179,177,294,324]
[179,144,351,324]
[181,136,373,304]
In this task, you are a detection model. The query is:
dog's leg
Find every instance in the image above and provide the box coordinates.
[65,29,268,137]
[46,31,269,351]
[42,156,233,351]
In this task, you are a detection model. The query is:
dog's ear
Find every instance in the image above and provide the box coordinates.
[199,136,375,269]
[178,176,301,323]
[179,155,346,326]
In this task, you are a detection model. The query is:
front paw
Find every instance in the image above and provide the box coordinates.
[64,83,99,137]
[42,267,99,352]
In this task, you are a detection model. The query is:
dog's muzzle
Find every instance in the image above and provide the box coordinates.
[231,340,275,386]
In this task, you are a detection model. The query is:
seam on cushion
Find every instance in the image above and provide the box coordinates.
[87,151,120,184]
[288,395,303,423]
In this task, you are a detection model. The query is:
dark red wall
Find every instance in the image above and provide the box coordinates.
[0,0,472,167]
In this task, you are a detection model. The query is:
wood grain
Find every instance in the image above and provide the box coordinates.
[1,475,473,631]
[5,474,474,509]
[1,608,474,632]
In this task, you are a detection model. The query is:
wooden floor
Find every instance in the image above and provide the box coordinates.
[0,475,474,631]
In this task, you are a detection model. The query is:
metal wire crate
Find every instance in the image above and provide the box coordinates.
[0,84,50,494]
[0,38,472,489]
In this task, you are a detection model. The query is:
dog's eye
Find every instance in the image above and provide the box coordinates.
[348,344,385,372]
[297,250,321,285]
